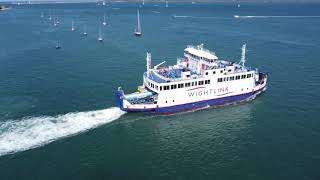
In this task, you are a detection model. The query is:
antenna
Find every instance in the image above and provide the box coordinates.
[240,44,246,67]
[146,52,152,77]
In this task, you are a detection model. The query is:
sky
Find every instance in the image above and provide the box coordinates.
[0,0,319,3]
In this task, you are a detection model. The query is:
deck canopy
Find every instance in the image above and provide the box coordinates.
[184,46,218,61]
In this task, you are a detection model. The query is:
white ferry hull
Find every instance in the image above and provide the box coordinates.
[116,77,267,114]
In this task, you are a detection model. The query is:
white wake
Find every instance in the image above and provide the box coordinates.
[234,15,320,19]
[0,107,126,156]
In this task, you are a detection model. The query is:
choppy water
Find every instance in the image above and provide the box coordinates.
[0,2,320,180]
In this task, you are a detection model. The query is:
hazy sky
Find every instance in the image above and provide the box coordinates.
[1,0,319,2]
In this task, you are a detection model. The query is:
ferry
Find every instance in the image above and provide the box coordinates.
[116,44,267,114]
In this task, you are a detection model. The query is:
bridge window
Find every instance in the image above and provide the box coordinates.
[230,76,235,81]
[164,85,169,90]
[236,75,240,80]
[171,84,177,89]
[178,83,184,88]
[198,81,204,85]
[241,75,246,79]
[185,82,191,87]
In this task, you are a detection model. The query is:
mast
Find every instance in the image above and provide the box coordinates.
[71,20,75,31]
[146,52,152,77]
[83,24,87,35]
[137,9,141,33]
[240,44,246,67]
[103,14,107,25]
[98,27,103,41]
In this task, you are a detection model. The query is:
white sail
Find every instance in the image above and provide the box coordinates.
[135,9,142,35]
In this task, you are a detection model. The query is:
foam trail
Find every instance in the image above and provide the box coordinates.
[173,15,226,19]
[234,15,320,19]
[0,107,125,156]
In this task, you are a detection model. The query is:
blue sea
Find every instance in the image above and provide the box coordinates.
[0,2,320,179]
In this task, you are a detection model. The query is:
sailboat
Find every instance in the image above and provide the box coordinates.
[71,20,75,31]
[41,12,44,18]
[49,14,52,21]
[83,24,88,36]
[98,28,103,42]
[238,4,241,8]
[53,16,57,26]
[102,14,107,26]
[165,1,168,8]
[56,16,60,24]
[134,9,142,36]
[55,42,61,49]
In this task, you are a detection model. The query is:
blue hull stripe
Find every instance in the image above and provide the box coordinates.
[120,89,262,114]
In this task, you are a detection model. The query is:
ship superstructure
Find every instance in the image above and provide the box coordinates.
[116,44,267,114]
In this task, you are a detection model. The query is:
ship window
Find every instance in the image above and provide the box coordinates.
[178,83,184,88]
[205,80,210,84]
[173,100,175,102]
[230,76,235,81]
[228,69,231,72]
[236,75,240,80]
[195,81,198,86]
[223,77,227,82]
[155,85,158,90]
[166,101,168,103]
[191,82,195,86]
[199,81,204,85]
[218,78,222,83]
[185,82,191,87]
[171,84,177,89]
[220,70,223,73]
[186,75,190,78]
[213,71,216,74]
[160,86,162,91]
[247,74,251,78]
[241,75,246,79]
[164,85,169,90]
[205,72,208,75]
